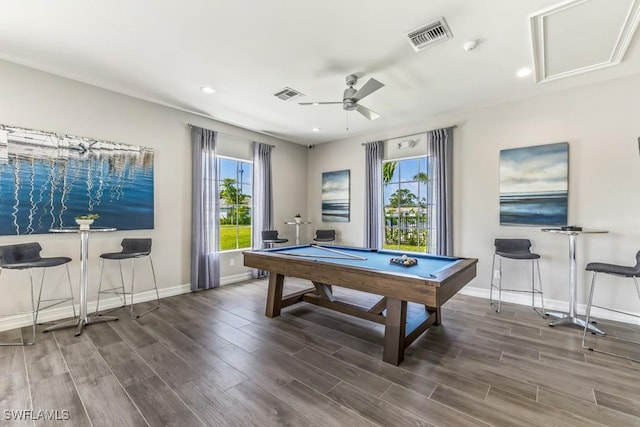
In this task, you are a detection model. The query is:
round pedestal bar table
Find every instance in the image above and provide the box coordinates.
[541,228,608,334]
[284,221,311,245]
[45,226,117,336]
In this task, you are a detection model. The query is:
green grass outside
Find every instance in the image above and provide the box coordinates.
[220,225,252,251]
[220,226,425,253]
[383,243,427,253]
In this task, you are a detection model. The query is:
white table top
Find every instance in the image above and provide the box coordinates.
[284,221,311,225]
[50,226,117,233]
[541,228,608,235]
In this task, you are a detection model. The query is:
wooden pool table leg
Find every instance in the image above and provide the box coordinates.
[383,297,407,365]
[265,273,284,317]
[424,305,442,325]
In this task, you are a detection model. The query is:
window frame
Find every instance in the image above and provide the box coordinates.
[382,154,436,253]
[217,155,253,252]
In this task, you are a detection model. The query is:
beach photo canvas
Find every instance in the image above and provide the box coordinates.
[0,124,154,235]
[322,170,350,222]
[499,142,568,226]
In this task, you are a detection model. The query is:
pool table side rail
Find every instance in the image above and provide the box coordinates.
[243,250,477,307]
[436,259,478,306]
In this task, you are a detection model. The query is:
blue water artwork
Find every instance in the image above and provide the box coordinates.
[322,170,350,222]
[0,124,154,235]
[499,142,568,226]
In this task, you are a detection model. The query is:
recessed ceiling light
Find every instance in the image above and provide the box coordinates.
[312,127,321,132]
[201,86,216,94]
[516,68,532,78]
[312,102,319,106]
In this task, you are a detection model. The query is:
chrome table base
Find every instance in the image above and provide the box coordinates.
[546,310,605,334]
[44,315,118,336]
[541,228,608,336]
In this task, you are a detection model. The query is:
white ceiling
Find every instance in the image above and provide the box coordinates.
[0,0,638,145]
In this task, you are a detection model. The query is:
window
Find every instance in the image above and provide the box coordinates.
[218,157,252,251]
[383,156,436,253]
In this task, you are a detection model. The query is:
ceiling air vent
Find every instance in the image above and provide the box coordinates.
[273,87,304,101]
[406,17,452,52]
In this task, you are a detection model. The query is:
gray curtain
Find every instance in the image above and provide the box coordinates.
[428,127,454,256]
[251,142,273,278]
[190,126,220,291]
[363,141,384,249]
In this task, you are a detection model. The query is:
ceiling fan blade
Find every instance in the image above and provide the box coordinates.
[356,104,381,121]
[298,101,342,105]
[352,78,384,102]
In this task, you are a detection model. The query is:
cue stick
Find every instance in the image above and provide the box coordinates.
[310,245,367,260]
[286,253,366,260]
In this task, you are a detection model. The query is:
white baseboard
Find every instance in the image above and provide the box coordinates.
[460,286,640,326]
[221,272,253,286]
[0,283,191,332]
[1,273,253,332]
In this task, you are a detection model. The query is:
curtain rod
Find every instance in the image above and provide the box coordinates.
[188,123,275,148]
[361,125,457,145]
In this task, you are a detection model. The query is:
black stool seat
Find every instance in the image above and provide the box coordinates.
[496,251,540,260]
[101,252,150,260]
[101,239,151,260]
[2,257,72,269]
[313,229,336,244]
[262,230,288,247]
[0,243,72,269]
[582,250,640,362]
[263,238,288,244]
[586,261,640,277]
[495,239,541,260]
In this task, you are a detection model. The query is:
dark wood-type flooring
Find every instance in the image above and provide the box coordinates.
[1,277,639,426]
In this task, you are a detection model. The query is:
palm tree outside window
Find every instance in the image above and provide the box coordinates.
[383,156,436,253]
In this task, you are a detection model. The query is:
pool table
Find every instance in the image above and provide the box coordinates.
[243,245,477,365]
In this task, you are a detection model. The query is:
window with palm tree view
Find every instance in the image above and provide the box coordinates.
[383,156,435,253]
[219,157,252,251]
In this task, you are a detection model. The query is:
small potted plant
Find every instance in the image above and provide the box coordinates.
[294,213,302,224]
[75,213,99,230]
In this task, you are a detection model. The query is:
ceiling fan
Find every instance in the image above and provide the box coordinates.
[299,74,385,120]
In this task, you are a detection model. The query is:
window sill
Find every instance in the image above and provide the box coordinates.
[220,248,251,254]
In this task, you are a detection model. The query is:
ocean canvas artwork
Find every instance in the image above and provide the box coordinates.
[499,142,568,226]
[322,170,350,222]
[0,124,154,235]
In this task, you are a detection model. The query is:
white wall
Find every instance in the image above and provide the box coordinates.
[215,133,308,280]
[0,59,307,324]
[2,55,638,328]
[308,73,640,318]
[305,143,365,246]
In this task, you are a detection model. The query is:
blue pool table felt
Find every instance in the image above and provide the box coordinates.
[265,245,462,279]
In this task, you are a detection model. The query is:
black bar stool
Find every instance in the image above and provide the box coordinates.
[582,250,640,362]
[313,229,336,244]
[0,242,76,345]
[489,238,546,317]
[94,238,159,319]
[262,230,288,248]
